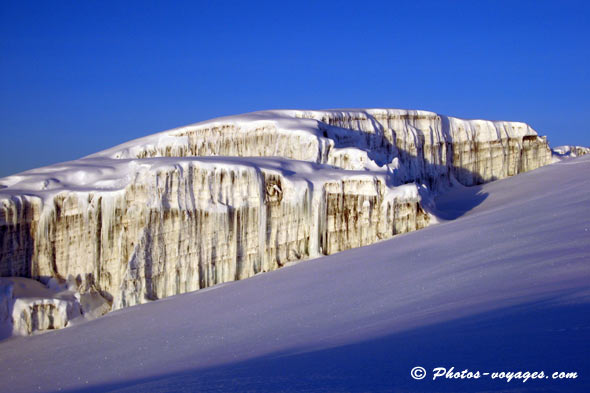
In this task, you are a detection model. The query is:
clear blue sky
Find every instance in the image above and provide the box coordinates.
[1,0,589,177]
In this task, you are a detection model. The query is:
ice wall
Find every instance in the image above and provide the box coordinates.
[1,159,428,310]
[90,109,552,188]
[0,108,552,318]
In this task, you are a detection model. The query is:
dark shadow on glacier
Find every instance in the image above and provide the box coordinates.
[321,113,492,186]
[432,185,489,220]
[54,295,590,393]
[0,196,35,279]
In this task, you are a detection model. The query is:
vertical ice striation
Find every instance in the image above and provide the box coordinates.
[0,108,553,320]
[88,109,552,188]
[0,277,97,336]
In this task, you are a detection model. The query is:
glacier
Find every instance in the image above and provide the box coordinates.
[0,109,554,333]
[0,146,587,393]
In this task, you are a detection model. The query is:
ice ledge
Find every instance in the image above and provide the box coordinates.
[0,277,110,338]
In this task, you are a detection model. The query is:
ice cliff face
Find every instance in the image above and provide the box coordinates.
[0,159,428,310]
[0,109,552,321]
[92,109,551,187]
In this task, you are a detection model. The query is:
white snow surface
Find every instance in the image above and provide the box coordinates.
[0,154,588,392]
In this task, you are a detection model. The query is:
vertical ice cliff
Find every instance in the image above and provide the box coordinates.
[0,109,552,318]
[92,109,550,188]
[1,160,428,310]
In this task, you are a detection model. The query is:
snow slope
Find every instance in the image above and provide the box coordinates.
[0,154,587,392]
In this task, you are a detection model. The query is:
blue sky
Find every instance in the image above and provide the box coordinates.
[1,0,589,177]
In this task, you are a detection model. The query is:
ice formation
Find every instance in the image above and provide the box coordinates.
[553,145,590,158]
[0,276,111,337]
[0,109,553,329]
